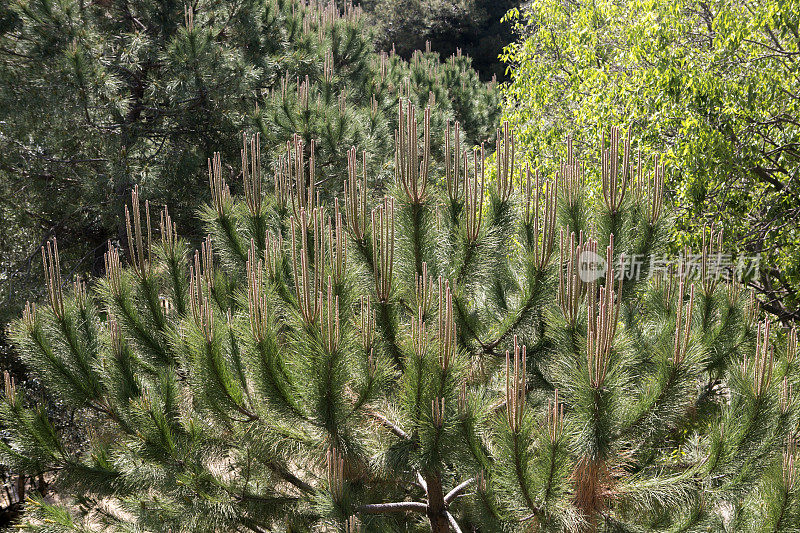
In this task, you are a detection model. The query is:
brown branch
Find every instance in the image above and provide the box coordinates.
[423,473,450,532]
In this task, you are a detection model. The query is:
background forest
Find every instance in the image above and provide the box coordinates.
[0,0,798,531]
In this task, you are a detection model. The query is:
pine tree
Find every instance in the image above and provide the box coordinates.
[3,107,799,531]
[0,0,498,333]
[0,0,497,242]
[359,0,519,81]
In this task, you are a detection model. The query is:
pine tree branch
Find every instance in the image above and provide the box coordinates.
[452,295,489,350]
[417,472,428,493]
[484,268,547,351]
[511,432,540,515]
[444,478,474,504]
[357,501,427,514]
[446,511,463,533]
[376,301,405,368]
[263,462,314,494]
[368,411,410,440]
[542,442,559,505]
[241,523,270,533]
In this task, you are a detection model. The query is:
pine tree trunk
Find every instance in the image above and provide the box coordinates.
[424,473,450,533]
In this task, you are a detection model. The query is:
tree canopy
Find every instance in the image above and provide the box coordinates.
[502,0,800,323]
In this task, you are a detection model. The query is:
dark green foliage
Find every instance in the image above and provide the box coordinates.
[359,0,519,81]
[0,0,499,352]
